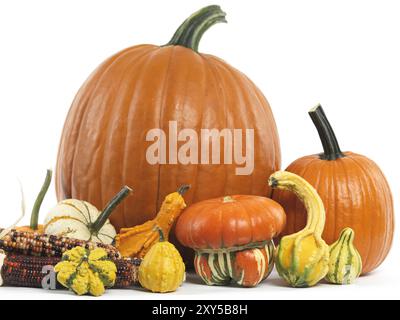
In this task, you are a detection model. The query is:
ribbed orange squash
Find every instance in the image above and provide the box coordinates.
[272,105,394,274]
[55,6,281,263]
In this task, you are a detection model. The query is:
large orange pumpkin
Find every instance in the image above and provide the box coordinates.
[272,105,394,274]
[55,6,281,262]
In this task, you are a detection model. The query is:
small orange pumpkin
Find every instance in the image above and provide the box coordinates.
[175,195,286,287]
[271,105,394,274]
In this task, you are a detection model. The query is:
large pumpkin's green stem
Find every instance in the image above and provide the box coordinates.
[91,186,133,234]
[309,105,344,160]
[165,5,227,52]
[30,169,52,230]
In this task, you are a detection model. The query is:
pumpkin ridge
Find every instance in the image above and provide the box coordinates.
[226,60,276,191]
[238,200,253,244]
[330,160,338,245]
[104,48,158,210]
[119,47,162,228]
[214,59,254,193]
[68,46,150,203]
[188,202,210,248]
[367,162,389,268]
[56,47,132,200]
[338,155,351,247]
[354,155,393,271]
[192,56,224,201]
[154,47,177,212]
[346,155,374,271]
[183,53,208,206]
[230,63,258,186]
[252,86,281,179]
[204,57,229,196]
[360,156,391,270]
[95,50,149,217]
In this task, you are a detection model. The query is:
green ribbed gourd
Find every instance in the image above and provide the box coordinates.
[269,171,329,287]
[326,227,362,285]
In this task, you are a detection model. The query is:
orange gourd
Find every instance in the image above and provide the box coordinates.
[55,5,281,265]
[271,105,394,274]
[175,195,286,286]
[115,185,189,259]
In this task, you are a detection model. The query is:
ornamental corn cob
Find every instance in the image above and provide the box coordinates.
[0,229,121,259]
[0,254,140,289]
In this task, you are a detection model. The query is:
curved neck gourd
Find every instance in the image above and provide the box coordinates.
[269,172,325,236]
[155,185,190,232]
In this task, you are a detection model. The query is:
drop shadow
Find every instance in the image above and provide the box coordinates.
[185,272,209,285]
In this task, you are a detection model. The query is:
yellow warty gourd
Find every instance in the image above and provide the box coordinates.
[269,171,329,288]
[139,229,185,293]
[326,227,362,284]
[54,246,117,296]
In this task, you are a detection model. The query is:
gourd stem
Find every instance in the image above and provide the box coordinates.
[177,184,190,195]
[156,227,165,242]
[165,5,227,52]
[309,105,344,160]
[30,169,52,230]
[91,186,133,234]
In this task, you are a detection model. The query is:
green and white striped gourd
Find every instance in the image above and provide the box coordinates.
[326,227,362,285]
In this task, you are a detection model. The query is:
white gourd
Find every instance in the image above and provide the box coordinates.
[44,186,132,245]
[44,200,116,244]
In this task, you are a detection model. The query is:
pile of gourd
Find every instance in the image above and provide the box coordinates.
[0,5,394,296]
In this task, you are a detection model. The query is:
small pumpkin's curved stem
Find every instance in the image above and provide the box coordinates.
[309,105,344,160]
[165,5,227,52]
[91,186,133,234]
[177,184,190,195]
[30,169,52,230]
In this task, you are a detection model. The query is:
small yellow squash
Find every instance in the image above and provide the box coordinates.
[326,227,362,284]
[139,229,185,293]
[269,171,329,287]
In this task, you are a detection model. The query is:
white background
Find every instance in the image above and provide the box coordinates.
[0,0,398,300]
